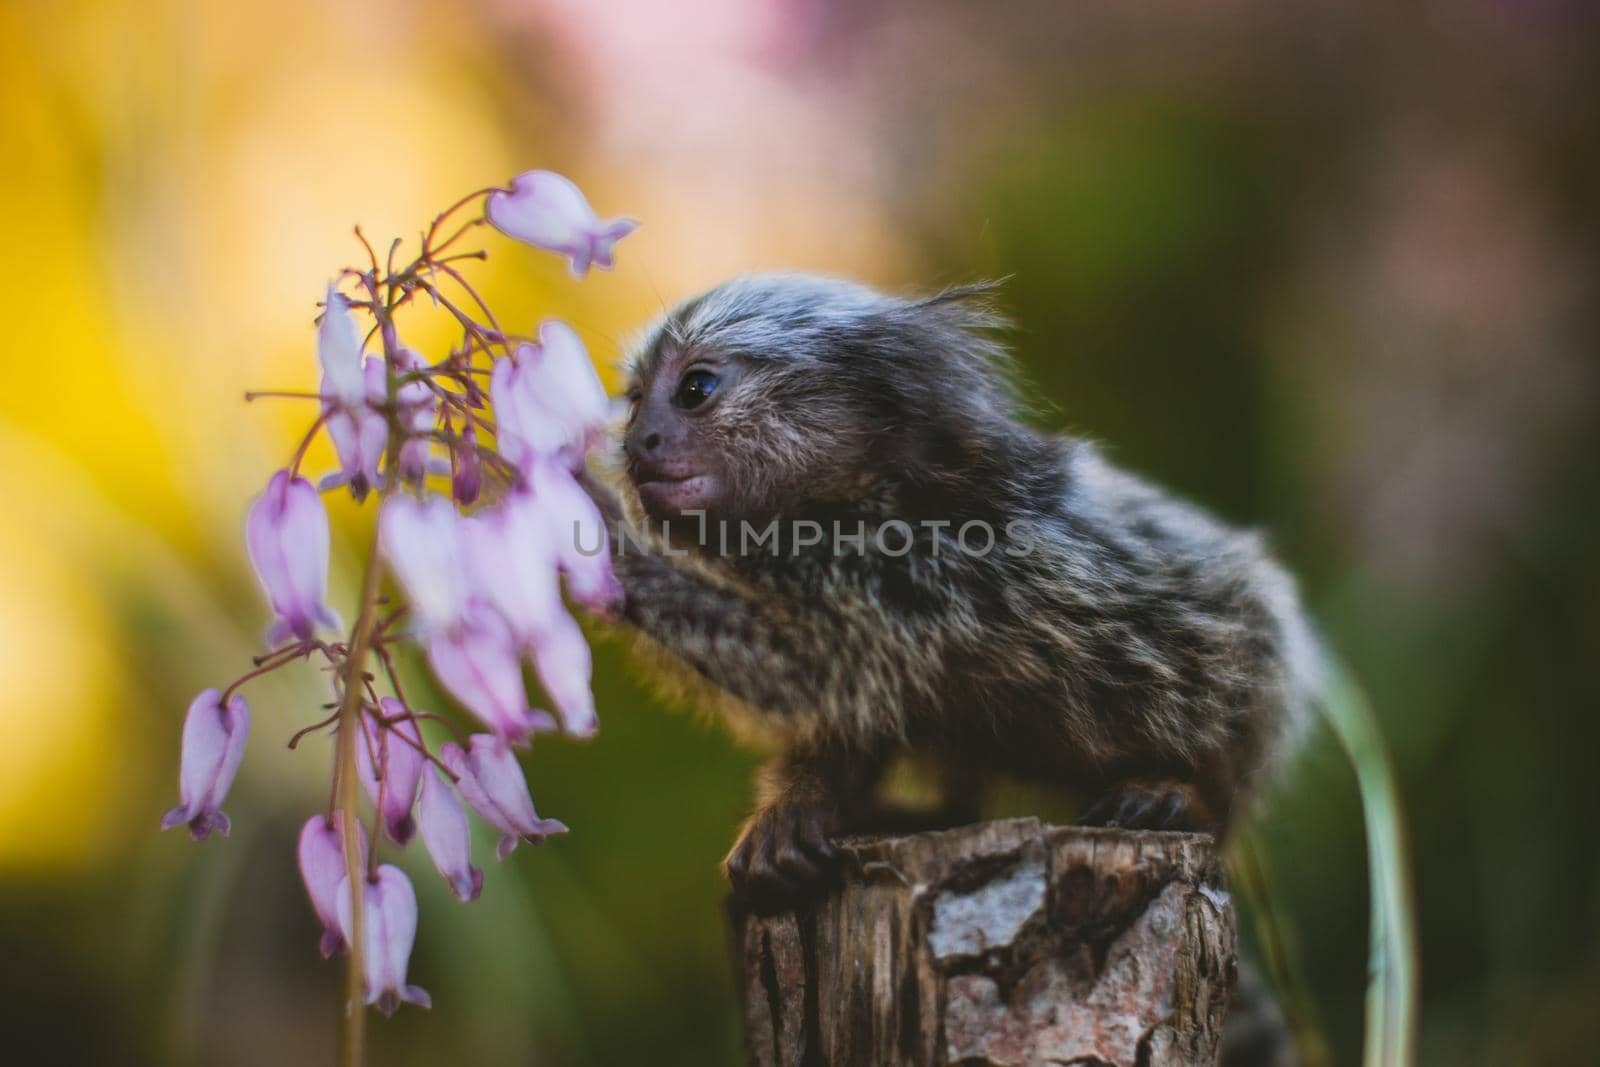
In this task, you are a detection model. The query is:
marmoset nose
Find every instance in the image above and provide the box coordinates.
[626,429,662,462]
[625,409,676,464]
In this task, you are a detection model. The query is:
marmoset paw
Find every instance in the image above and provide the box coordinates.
[576,468,620,515]
[1080,778,1215,834]
[723,799,840,914]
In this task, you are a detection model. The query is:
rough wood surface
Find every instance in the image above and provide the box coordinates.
[732,817,1236,1067]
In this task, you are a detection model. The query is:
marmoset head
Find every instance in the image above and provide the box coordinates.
[621,273,1019,524]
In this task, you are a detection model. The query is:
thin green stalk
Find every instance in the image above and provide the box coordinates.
[334,271,410,1067]
[336,531,387,1067]
[326,248,473,1063]
[1319,657,1419,1066]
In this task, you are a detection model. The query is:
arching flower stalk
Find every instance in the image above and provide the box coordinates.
[161,172,634,1066]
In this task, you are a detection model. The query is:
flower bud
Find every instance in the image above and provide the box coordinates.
[246,470,341,645]
[336,865,431,1016]
[485,170,636,278]
[451,424,482,506]
[296,814,368,957]
[395,348,438,487]
[318,286,368,408]
[161,689,250,841]
[441,735,568,860]
[417,768,483,902]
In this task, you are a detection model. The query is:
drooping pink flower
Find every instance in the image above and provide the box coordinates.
[441,735,568,860]
[530,609,599,739]
[318,285,368,408]
[321,357,389,501]
[462,497,599,738]
[462,495,564,644]
[383,495,553,744]
[451,423,482,506]
[488,348,536,468]
[485,170,637,278]
[426,610,555,745]
[161,689,251,841]
[527,459,622,615]
[297,814,369,958]
[529,319,608,444]
[246,470,341,645]
[379,494,472,634]
[355,699,425,845]
[490,322,609,471]
[336,865,431,1016]
[417,768,483,902]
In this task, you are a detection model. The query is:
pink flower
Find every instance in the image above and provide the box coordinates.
[490,322,607,472]
[426,610,555,745]
[336,865,431,1016]
[355,699,425,845]
[489,321,608,470]
[488,348,538,469]
[527,459,622,615]
[246,470,341,645]
[321,357,388,501]
[441,735,568,860]
[486,170,636,278]
[297,815,368,958]
[462,495,564,644]
[530,610,599,739]
[463,496,600,737]
[417,768,483,902]
[318,285,368,408]
[530,320,608,439]
[161,689,251,841]
[379,494,472,634]
[383,495,554,744]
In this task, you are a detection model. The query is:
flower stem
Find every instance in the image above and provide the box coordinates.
[329,255,423,1065]
[336,532,387,1067]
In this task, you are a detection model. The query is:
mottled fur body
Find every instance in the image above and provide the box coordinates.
[604,273,1317,906]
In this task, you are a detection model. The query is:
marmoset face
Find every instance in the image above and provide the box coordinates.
[621,339,742,520]
[622,275,894,524]
[622,273,1016,530]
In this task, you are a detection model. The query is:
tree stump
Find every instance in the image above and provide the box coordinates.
[731,817,1236,1067]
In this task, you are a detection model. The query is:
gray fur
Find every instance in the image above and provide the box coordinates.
[607,273,1316,897]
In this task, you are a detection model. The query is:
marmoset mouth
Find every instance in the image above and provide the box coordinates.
[635,472,719,516]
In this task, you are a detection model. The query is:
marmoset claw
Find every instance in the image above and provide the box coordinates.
[724,798,841,914]
[1079,778,1215,834]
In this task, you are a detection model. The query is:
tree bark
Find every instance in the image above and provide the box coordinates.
[731,817,1236,1067]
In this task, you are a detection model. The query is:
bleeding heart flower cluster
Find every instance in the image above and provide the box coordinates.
[161,171,635,1025]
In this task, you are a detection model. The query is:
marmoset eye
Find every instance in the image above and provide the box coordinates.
[676,369,720,410]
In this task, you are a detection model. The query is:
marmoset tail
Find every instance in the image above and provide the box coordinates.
[596,273,1320,912]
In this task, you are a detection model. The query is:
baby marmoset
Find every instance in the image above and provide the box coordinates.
[598,273,1318,911]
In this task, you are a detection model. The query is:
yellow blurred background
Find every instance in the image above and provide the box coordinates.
[3,1,1598,1064]
[0,0,906,869]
